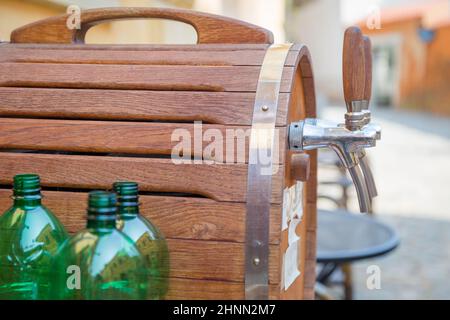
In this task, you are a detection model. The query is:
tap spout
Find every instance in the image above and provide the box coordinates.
[358,150,378,199]
[288,119,378,213]
[348,164,372,213]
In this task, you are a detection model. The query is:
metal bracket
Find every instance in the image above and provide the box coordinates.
[245,43,293,300]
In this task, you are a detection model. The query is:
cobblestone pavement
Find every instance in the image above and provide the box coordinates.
[319,106,450,300]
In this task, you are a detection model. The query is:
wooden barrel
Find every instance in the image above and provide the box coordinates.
[0,7,317,300]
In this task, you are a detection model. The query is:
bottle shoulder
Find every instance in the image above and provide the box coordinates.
[117,215,164,241]
[54,228,147,279]
[0,205,67,232]
[0,205,68,251]
[59,228,143,258]
[0,207,68,271]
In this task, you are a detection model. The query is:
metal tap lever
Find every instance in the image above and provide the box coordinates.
[286,26,381,214]
[348,165,371,213]
[288,119,378,213]
[358,35,378,199]
[342,26,372,212]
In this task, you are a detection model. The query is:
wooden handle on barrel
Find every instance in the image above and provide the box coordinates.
[290,153,311,182]
[11,7,274,44]
[342,26,365,110]
[363,35,372,103]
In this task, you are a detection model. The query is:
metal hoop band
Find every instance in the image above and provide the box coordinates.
[245,43,293,300]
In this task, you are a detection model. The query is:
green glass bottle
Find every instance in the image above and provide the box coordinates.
[114,182,170,300]
[0,174,68,300]
[50,191,148,300]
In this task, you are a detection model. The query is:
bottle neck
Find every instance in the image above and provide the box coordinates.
[87,216,116,230]
[117,195,140,218]
[12,174,42,208]
[87,207,117,230]
[113,182,140,218]
[117,203,140,217]
[12,193,42,207]
[86,191,117,231]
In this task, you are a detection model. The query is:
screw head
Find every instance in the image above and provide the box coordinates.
[262,105,269,112]
[253,257,260,266]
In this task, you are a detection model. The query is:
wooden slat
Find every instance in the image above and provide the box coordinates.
[0,189,281,244]
[166,278,279,300]
[1,43,305,54]
[0,153,283,203]
[0,63,294,92]
[0,47,299,66]
[0,88,289,125]
[166,239,279,283]
[0,118,287,164]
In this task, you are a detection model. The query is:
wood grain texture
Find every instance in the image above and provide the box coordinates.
[305,203,317,232]
[0,118,287,163]
[0,88,289,126]
[4,43,272,51]
[0,189,281,244]
[0,63,294,92]
[303,249,317,297]
[41,236,279,283]
[166,239,279,283]
[0,153,283,203]
[11,7,273,45]
[342,26,365,105]
[0,20,318,299]
[280,62,306,300]
[303,149,317,300]
[296,49,316,118]
[290,153,310,182]
[363,35,372,102]
[279,46,317,300]
[0,47,299,66]
[166,278,279,300]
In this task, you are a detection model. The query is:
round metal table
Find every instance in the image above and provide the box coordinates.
[317,209,400,263]
[315,209,400,299]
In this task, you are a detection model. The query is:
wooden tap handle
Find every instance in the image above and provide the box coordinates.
[342,26,365,110]
[363,35,372,103]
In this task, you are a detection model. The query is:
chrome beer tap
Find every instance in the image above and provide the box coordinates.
[357,35,379,201]
[288,27,381,213]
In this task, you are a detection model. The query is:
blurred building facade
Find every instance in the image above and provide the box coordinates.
[360,0,450,116]
[285,0,344,105]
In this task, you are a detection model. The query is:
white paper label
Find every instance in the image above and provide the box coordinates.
[281,187,290,231]
[295,181,304,220]
[282,181,304,232]
[288,217,301,246]
[284,240,301,290]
